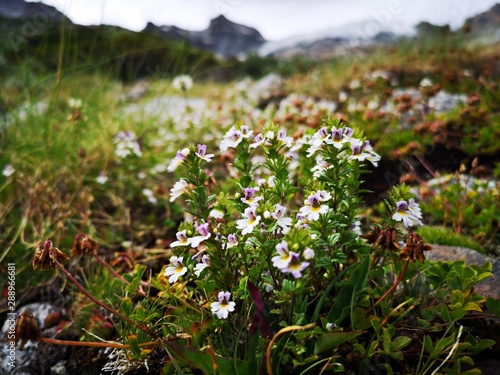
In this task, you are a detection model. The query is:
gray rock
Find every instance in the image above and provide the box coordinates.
[123,80,149,102]
[0,303,58,375]
[123,95,207,123]
[428,90,467,113]
[50,360,67,375]
[427,245,500,299]
[249,73,283,102]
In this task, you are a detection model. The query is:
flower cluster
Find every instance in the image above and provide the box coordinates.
[114,131,142,158]
[306,126,380,167]
[161,120,383,323]
[271,240,310,278]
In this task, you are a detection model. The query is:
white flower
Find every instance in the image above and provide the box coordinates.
[236,206,261,235]
[195,144,214,162]
[420,78,433,87]
[190,223,211,248]
[392,200,423,228]
[277,130,293,147]
[172,75,193,91]
[249,133,266,148]
[2,164,15,177]
[272,204,292,230]
[142,188,157,204]
[226,233,238,248]
[167,148,190,172]
[326,128,348,149]
[272,240,291,269]
[170,230,191,248]
[307,127,330,157]
[194,255,210,277]
[299,192,329,221]
[210,291,236,319]
[282,253,309,278]
[209,208,224,219]
[95,172,108,184]
[220,127,243,151]
[170,179,189,202]
[311,155,332,178]
[164,256,187,283]
[68,97,82,109]
[240,187,262,206]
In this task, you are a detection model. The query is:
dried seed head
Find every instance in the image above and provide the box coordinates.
[361,226,381,245]
[399,232,432,262]
[363,226,400,253]
[14,309,42,349]
[71,233,99,257]
[32,238,69,270]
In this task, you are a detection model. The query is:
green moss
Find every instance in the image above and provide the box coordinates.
[417,226,484,253]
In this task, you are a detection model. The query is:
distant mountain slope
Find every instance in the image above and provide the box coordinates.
[0,0,69,21]
[258,20,405,59]
[461,3,500,43]
[144,15,265,58]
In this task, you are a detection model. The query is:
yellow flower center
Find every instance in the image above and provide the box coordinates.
[288,257,302,271]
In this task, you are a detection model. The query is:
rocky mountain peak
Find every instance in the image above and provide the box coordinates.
[463,3,500,33]
[0,0,70,23]
[144,15,265,59]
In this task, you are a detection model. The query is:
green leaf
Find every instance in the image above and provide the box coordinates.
[327,255,370,324]
[463,302,482,312]
[486,297,500,316]
[164,341,249,374]
[314,331,364,355]
[126,265,147,294]
[393,336,412,350]
[127,334,141,356]
[120,297,133,316]
[423,335,434,354]
[417,318,430,329]
[459,356,475,366]
[450,290,464,305]
[450,309,467,321]
[472,339,496,354]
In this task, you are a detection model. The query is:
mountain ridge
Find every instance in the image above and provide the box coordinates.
[144,15,265,59]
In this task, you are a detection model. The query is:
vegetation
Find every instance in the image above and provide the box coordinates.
[0,25,499,374]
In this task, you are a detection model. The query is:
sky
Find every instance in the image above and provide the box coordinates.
[28,0,499,41]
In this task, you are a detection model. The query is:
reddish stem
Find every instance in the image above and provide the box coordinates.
[362,259,410,320]
[92,253,130,284]
[41,337,158,349]
[372,259,409,310]
[54,258,157,338]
